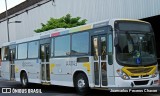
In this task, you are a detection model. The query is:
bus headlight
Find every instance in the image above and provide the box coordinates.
[117,69,130,80]
[151,71,158,78]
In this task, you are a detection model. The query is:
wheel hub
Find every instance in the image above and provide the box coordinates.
[78,79,85,88]
[22,77,27,85]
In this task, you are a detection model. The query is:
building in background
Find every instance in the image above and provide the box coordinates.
[0,0,160,63]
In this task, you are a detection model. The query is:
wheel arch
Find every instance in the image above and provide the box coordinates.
[20,70,28,80]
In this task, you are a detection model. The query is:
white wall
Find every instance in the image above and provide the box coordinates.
[0,21,8,47]
[0,0,160,47]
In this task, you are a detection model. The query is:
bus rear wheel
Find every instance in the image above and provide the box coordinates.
[74,73,89,95]
[21,72,28,87]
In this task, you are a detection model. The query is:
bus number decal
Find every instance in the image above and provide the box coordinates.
[22,61,33,67]
[66,61,77,66]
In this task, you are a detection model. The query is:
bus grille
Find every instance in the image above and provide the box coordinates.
[134,80,149,85]
[127,68,152,73]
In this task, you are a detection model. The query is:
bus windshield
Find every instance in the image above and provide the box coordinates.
[115,21,157,66]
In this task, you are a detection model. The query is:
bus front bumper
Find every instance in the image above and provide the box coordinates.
[114,75,159,88]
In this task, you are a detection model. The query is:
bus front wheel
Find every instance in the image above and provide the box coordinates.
[21,72,28,87]
[74,73,89,95]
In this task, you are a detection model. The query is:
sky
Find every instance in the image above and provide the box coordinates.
[0,0,26,13]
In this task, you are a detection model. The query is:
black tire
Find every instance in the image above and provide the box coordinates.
[74,73,90,95]
[20,72,28,87]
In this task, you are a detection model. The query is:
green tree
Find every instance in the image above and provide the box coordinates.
[34,14,87,33]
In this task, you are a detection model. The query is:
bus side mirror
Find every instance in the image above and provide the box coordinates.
[114,37,118,46]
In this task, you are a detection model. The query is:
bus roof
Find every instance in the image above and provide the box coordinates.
[1,19,149,47]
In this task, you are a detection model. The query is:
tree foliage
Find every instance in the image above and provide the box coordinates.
[34,14,87,33]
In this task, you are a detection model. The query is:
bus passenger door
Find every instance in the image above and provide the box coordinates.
[40,44,50,83]
[9,48,16,80]
[92,35,107,87]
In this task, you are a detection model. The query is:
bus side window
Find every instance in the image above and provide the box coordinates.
[28,41,39,59]
[51,38,54,57]
[108,34,113,65]
[2,47,9,61]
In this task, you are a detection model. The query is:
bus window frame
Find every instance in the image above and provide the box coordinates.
[71,31,90,56]
[27,40,40,59]
[90,26,113,53]
[9,44,17,61]
[51,26,114,59]
[114,20,152,32]
[54,34,71,57]
[51,38,54,57]
[17,42,28,60]
[114,20,157,67]
[1,46,9,61]
[39,38,51,61]
[51,31,91,58]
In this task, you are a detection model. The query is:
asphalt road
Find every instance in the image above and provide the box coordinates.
[0,77,159,96]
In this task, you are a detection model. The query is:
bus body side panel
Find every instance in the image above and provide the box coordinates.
[15,59,41,83]
[1,61,10,80]
[50,57,73,87]
[49,57,92,87]
[88,57,94,88]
